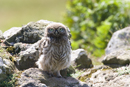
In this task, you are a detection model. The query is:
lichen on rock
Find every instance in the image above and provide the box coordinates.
[3,20,53,46]
[0,57,15,81]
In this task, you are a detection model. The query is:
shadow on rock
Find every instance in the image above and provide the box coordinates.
[16,68,88,87]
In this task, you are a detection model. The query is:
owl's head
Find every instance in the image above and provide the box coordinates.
[44,23,71,38]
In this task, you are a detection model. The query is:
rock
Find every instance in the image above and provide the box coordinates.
[0,57,15,81]
[79,65,112,81]
[15,40,40,70]
[103,27,130,67]
[3,27,21,40]
[79,65,130,87]
[105,27,130,55]
[108,75,130,87]
[20,81,47,87]
[3,20,52,46]
[3,27,22,45]
[102,49,130,67]
[71,49,93,69]
[16,68,88,87]
[0,46,16,81]
[14,43,32,54]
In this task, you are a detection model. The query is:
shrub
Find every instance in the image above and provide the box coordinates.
[64,0,130,57]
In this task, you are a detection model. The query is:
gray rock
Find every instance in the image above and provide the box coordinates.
[108,74,130,87]
[0,57,15,81]
[16,68,88,87]
[3,27,22,40]
[105,27,130,55]
[71,49,93,69]
[15,40,40,70]
[3,27,22,45]
[103,27,130,67]
[14,43,32,54]
[102,49,130,67]
[3,20,52,46]
[80,65,130,87]
[20,81,47,87]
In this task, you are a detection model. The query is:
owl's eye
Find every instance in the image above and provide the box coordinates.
[58,28,65,33]
[48,28,54,33]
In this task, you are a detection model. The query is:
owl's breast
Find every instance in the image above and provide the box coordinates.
[51,43,71,60]
[41,40,71,71]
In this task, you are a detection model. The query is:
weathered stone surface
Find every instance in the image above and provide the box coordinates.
[0,57,15,81]
[20,81,47,87]
[103,27,130,67]
[71,49,93,69]
[16,68,88,87]
[3,27,21,40]
[14,43,32,54]
[15,41,40,70]
[79,65,130,87]
[3,20,52,46]
[105,27,130,55]
[102,49,130,67]
[3,27,22,45]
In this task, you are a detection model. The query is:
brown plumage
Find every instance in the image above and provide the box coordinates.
[36,23,71,77]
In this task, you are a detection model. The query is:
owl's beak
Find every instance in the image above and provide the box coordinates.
[55,30,58,36]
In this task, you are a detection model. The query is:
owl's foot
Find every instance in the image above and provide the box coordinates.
[53,71,62,78]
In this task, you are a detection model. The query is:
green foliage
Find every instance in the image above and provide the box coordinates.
[64,0,130,56]
[6,46,15,54]
[115,65,130,76]
[70,69,84,79]
[0,74,17,87]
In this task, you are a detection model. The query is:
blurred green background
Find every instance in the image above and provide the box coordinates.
[1,0,130,61]
[0,0,67,32]
[64,0,130,57]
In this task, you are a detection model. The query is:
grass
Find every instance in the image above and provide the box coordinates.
[0,74,17,87]
[114,65,130,76]
[70,69,84,79]
[0,0,67,32]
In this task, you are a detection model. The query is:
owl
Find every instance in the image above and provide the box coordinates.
[36,23,71,77]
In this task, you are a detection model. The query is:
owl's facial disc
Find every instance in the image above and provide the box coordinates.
[46,23,67,38]
[54,27,66,37]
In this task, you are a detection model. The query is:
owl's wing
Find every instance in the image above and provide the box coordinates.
[38,37,50,55]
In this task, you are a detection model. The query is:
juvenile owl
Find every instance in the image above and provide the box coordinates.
[36,23,71,77]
